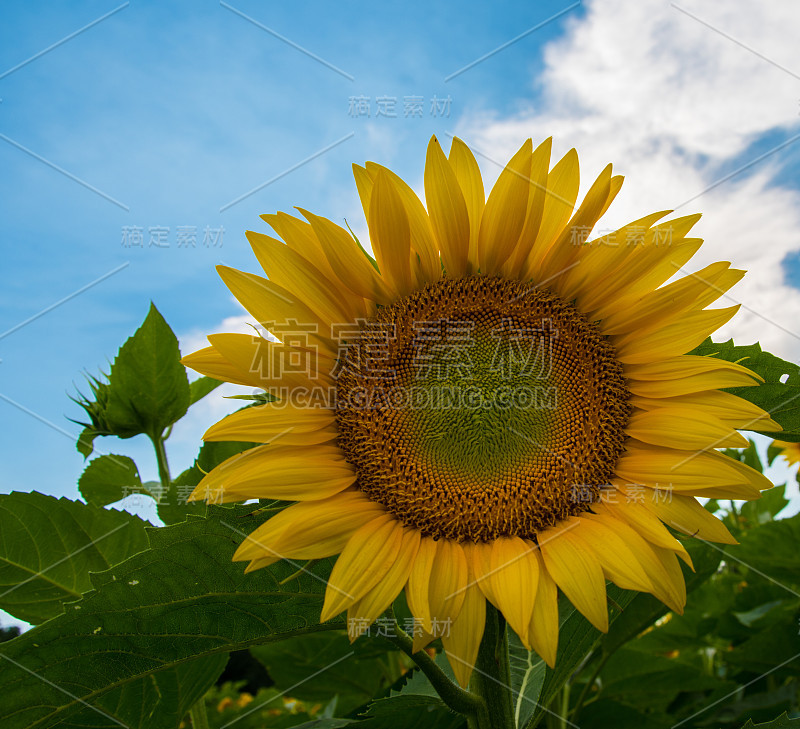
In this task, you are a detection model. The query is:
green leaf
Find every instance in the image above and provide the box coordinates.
[55,654,228,729]
[73,304,191,445]
[0,491,149,623]
[359,695,466,728]
[0,507,342,728]
[739,483,789,525]
[189,375,224,406]
[740,713,800,728]
[76,426,100,458]
[767,440,784,466]
[78,454,143,507]
[732,513,800,591]
[690,339,800,440]
[251,631,406,715]
[110,303,191,437]
[599,647,732,711]
[575,699,672,729]
[507,630,545,729]
[726,619,800,674]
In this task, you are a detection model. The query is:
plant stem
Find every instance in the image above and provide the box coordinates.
[470,604,515,729]
[152,433,171,488]
[150,432,172,495]
[385,615,489,724]
[559,682,571,729]
[188,698,209,729]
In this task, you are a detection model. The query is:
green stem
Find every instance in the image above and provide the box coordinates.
[470,604,515,729]
[188,698,210,729]
[386,615,489,723]
[151,432,171,489]
[559,682,571,729]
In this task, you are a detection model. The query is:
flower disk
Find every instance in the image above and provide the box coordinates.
[335,276,632,542]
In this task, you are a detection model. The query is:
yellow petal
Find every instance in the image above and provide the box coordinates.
[558,210,672,302]
[625,360,760,399]
[539,163,613,286]
[442,579,486,688]
[624,354,762,383]
[411,627,437,655]
[321,515,404,622]
[181,346,263,389]
[625,407,748,450]
[693,267,745,309]
[448,137,485,275]
[246,230,362,324]
[464,541,497,606]
[367,171,413,297]
[261,212,368,318]
[571,515,656,593]
[489,537,539,647]
[528,551,559,668]
[347,528,421,640]
[615,214,704,299]
[598,174,624,219]
[207,333,334,398]
[192,444,355,503]
[599,261,737,336]
[587,213,703,307]
[364,161,441,286]
[630,390,782,433]
[406,536,438,632]
[648,545,687,614]
[525,147,580,277]
[478,139,532,274]
[203,402,334,442]
[640,492,738,544]
[591,500,691,564]
[352,163,374,222]
[615,306,740,365]
[576,513,684,612]
[299,208,393,305]
[216,265,335,346]
[615,443,770,499]
[505,137,552,279]
[539,520,608,632]
[233,490,384,562]
[425,135,470,277]
[427,540,469,633]
[579,236,703,317]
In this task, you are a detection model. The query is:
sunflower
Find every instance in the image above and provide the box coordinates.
[183,136,780,687]
[772,439,800,466]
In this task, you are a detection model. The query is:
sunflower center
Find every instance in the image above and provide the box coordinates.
[334,276,631,542]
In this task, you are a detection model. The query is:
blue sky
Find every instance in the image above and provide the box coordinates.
[3,0,800,631]
[1,0,582,500]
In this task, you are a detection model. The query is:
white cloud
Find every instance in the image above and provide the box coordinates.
[456,0,800,361]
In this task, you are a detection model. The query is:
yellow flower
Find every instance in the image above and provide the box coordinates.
[184,136,780,687]
[772,439,800,466]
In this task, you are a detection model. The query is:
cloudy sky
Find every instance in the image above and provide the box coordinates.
[2,0,800,607]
